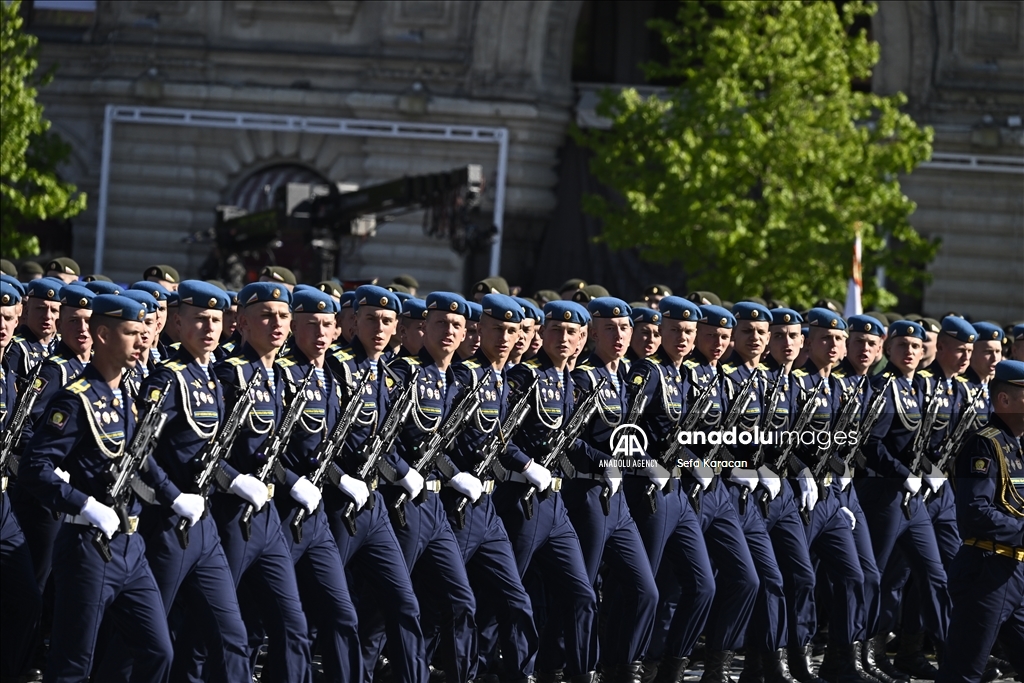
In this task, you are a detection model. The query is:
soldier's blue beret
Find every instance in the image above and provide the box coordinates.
[426,292,469,318]
[994,360,1024,386]
[178,280,230,311]
[769,308,803,326]
[631,306,661,325]
[939,316,977,343]
[806,307,847,331]
[658,296,700,322]
[59,284,95,310]
[467,302,483,323]
[1,281,21,306]
[293,288,340,315]
[131,281,170,302]
[26,278,63,302]
[340,292,356,309]
[85,280,121,296]
[93,294,147,322]
[402,298,427,320]
[393,291,413,305]
[1,274,25,297]
[888,320,926,341]
[513,297,543,324]
[971,321,1004,343]
[481,294,524,323]
[292,284,316,293]
[120,289,158,315]
[544,300,588,325]
[354,285,401,314]
[238,282,291,307]
[588,297,632,322]
[847,314,885,336]
[801,326,809,336]
[166,292,180,308]
[1013,324,1024,341]
[227,291,238,307]
[732,301,773,323]
[698,305,736,329]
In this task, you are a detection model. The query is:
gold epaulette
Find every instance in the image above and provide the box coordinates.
[164,360,187,372]
[721,363,738,374]
[683,359,699,369]
[276,356,297,369]
[461,359,482,370]
[224,356,248,367]
[332,349,355,363]
[67,378,90,394]
[978,426,1001,439]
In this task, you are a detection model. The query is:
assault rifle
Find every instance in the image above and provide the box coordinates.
[0,361,46,488]
[650,377,717,515]
[901,384,941,520]
[761,376,826,518]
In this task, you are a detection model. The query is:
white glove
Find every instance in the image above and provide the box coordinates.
[337,474,370,510]
[602,466,622,496]
[728,468,759,492]
[923,469,945,494]
[837,462,854,491]
[55,467,71,483]
[171,493,206,526]
[903,475,922,495]
[839,506,856,530]
[796,468,818,512]
[289,477,322,515]
[690,464,715,491]
[80,496,120,539]
[229,474,269,511]
[756,465,782,500]
[641,463,671,490]
[448,472,484,503]
[522,460,552,492]
[397,468,425,499]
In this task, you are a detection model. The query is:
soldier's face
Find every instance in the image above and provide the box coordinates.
[355,307,398,356]
[424,311,466,359]
[971,340,1001,377]
[59,307,92,357]
[95,319,147,369]
[543,320,582,363]
[770,325,803,364]
[661,321,696,361]
[1013,340,1024,362]
[733,320,769,363]
[154,302,167,335]
[339,308,357,342]
[632,323,661,359]
[696,324,731,363]
[847,332,881,374]
[141,313,157,349]
[458,321,481,359]
[223,307,237,338]
[479,316,520,365]
[922,332,938,364]
[991,385,1024,433]
[292,313,336,361]
[808,328,845,369]
[889,336,923,374]
[26,298,60,340]
[400,318,427,355]
[593,317,632,361]
[0,306,17,351]
[176,306,223,359]
[240,302,291,355]
[513,319,536,358]
[935,337,972,375]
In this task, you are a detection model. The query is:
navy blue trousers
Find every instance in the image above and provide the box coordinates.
[8,481,62,589]
[764,480,815,650]
[561,480,658,666]
[327,487,427,683]
[494,482,598,677]
[1,490,42,680]
[47,525,172,683]
[446,489,538,679]
[624,476,714,661]
[280,500,360,683]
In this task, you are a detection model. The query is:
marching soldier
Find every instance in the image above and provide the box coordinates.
[626,306,662,363]
[457,301,483,361]
[509,297,542,366]
[143,265,180,292]
[7,278,63,382]
[397,298,428,358]
[963,322,1004,422]
[935,359,1024,683]
[1012,324,1024,362]
[130,282,171,364]
[44,258,79,285]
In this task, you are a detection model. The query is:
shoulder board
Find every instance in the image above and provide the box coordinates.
[461,359,482,370]
[225,356,248,367]
[332,349,355,362]
[721,363,738,374]
[757,363,770,371]
[683,359,698,369]
[955,375,968,383]
[576,363,595,372]
[793,369,808,378]
[164,360,187,373]
[51,356,68,365]
[170,342,181,351]
[67,378,91,394]
[401,356,421,366]
[276,357,297,369]
[832,368,847,379]
[977,426,1000,440]
[919,369,933,378]
[524,358,542,369]
[12,335,25,343]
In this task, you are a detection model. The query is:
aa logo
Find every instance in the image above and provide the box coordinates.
[610,424,649,458]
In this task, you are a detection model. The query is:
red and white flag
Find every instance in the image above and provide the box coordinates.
[844,226,863,318]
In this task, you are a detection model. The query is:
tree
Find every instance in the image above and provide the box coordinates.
[576,1,937,310]
[1,0,85,258]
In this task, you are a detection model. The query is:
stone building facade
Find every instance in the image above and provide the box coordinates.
[28,0,1024,320]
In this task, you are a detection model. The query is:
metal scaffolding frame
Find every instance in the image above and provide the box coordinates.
[95,104,510,276]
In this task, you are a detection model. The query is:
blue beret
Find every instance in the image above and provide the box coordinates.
[588,297,632,321]
[26,278,63,302]
[543,300,588,325]
[658,296,700,322]
[166,292,180,308]
[354,285,402,315]
[402,298,427,320]
[466,302,483,323]
[939,316,977,344]
[1013,324,1024,341]
[1,281,21,306]
[340,292,356,309]
[698,305,736,329]
[769,308,803,326]
[226,291,238,306]
[631,306,661,325]
[513,297,543,324]
[806,307,848,331]
[994,360,1024,386]
[93,294,147,322]
[130,281,170,302]
[178,280,230,311]
[59,284,95,310]
[732,301,773,323]
[847,314,885,337]
[888,320,926,341]
[120,289,158,315]
[292,288,340,315]
[238,282,291,307]
[802,326,809,336]
[85,280,121,296]
[393,291,413,305]
[425,292,469,318]
[971,321,1005,343]
[1,274,24,297]
[481,294,524,323]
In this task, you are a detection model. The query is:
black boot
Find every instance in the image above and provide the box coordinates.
[763,649,799,683]
[892,631,937,681]
[739,649,763,683]
[653,657,689,683]
[603,662,644,683]
[641,660,660,683]
[787,645,824,683]
[567,673,598,683]
[866,636,908,683]
[699,651,736,683]
[537,672,565,683]
[818,645,840,683]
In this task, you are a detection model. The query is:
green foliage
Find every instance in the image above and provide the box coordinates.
[575,1,937,310]
[1,0,85,258]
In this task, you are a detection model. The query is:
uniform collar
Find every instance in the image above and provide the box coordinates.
[987,412,1020,447]
[688,347,713,367]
